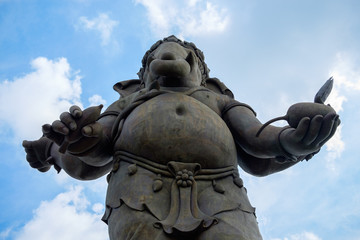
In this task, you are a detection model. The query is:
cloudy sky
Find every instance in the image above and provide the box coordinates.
[1,0,360,239]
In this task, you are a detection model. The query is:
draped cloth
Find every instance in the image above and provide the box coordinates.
[103,151,256,237]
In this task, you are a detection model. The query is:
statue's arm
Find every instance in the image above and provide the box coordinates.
[24,106,119,180]
[50,144,113,180]
[42,110,117,164]
[23,135,113,180]
[223,106,296,176]
[223,103,339,176]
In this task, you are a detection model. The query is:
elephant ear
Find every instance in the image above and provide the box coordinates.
[113,80,143,98]
[205,78,234,99]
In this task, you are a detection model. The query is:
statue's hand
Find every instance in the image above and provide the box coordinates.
[279,111,340,158]
[42,105,103,155]
[22,137,53,172]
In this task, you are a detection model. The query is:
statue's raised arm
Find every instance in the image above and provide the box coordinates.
[223,78,339,176]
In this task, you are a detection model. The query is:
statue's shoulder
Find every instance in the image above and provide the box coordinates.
[199,78,256,116]
[113,79,143,98]
[204,77,234,99]
[187,78,238,115]
[103,80,144,114]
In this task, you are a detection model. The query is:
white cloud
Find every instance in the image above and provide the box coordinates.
[14,185,108,240]
[78,13,119,46]
[0,57,82,141]
[271,231,322,240]
[329,53,360,92]
[92,203,105,214]
[134,0,229,38]
[0,228,11,239]
[324,52,360,172]
[324,125,344,172]
[89,94,107,107]
[327,52,360,111]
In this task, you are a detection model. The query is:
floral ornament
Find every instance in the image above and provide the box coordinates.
[176,169,194,187]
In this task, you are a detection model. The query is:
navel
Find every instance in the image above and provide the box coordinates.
[175,105,185,115]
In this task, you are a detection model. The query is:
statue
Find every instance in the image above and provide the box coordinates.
[23,36,340,240]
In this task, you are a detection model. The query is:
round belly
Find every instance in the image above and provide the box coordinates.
[114,93,237,168]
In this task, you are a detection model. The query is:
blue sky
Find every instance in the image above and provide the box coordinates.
[1,0,360,239]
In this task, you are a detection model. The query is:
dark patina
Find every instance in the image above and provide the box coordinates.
[23,36,340,240]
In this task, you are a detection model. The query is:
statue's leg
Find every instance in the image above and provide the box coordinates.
[198,209,263,240]
[107,204,174,240]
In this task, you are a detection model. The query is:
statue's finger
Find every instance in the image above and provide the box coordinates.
[29,160,45,169]
[312,112,336,145]
[336,117,341,126]
[318,115,340,146]
[25,153,38,163]
[60,112,77,131]
[69,105,82,118]
[22,140,33,149]
[42,124,52,134]
[52,120,69,135]
[42,124,64,146]
[81,126,92,137]
[302,115,323,145]
[38,166,51,172]
[292,117,310,141]
[23,142,36,156]
[82,122,102,137]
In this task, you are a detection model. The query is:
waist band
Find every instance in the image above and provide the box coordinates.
[113,150,237,180]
